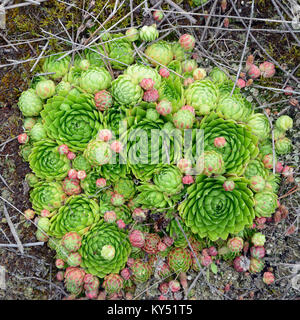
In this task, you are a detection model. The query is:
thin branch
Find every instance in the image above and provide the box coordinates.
[230,0,254,96]
[2,203,24,254]
[164,0,197,24]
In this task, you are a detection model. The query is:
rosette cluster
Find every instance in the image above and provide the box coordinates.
[17,29,293,298]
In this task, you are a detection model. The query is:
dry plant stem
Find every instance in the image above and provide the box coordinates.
[0,33,19,52]
[229,0,300,84]
[2,203,24,254]
[133,271,177,300]
[84,0,128,46]
[0,226,12,243]
[40,29,130,69]
[138,49,184,79]
[4,0,47,10]
[199,0,218,43]
[0,172,14,193]
[253,85,300,96]
[271,0,300,46]
[56,0,103,26]
[174,217,231,300]
[30,40,49,73]
[25,0,41,5]
[207,7,235,48]
[0,242,44,248]
[53,29,137,62]
[0,37,49,49]
[0,136,17,148]
[164,0,197,24]
[159,24,300,34]
[256,98,298,110]
[0,196,71,261]
[230,0,254,96]
[148,8,298,24]
[12,273,67,296]
[279,187,300,199]
[130,0,133,27]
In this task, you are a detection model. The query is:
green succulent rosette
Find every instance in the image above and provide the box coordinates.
[198,112,259,175]
[209,67,228,84]
[274,128,285,141]
[167,219,191,248]
[179,175,255,241]
[114,177,136,200]
[98,201,114,217]
[111,75,143,106]
[41,90,102,151]
[254,191,278,217]
[125,102,160,127]
[80,169,102,196]
[83,139,112,167]
[144,41,173,66]
[114,205,133,224]
[124,64,161,89]
[171,42,187,61]
[167,247,192,273]
[153,165,183,195]
[139,25,159,42]
[244,159,268,179]
[131,260,152,283]
[55,81,72,95]
[125,27,139,42]
[98,193,132,225]
[63,66,82,86]
[258,140,273,159]
[158,76,185,113]
[30,181,66,213]
[42,54,71,79]
[103,105,127,136]
[30,75,48,90]
[100,161,127,183]
[19,143,33,162]
[49,195,100,237]
[275,115,293,132]
[29,140,71,181]
[23,117,37,130]
[129,247,145,260]
[184,79,219,115]
[29,123,47,141]
[108,34,134,70]
[79,67,112,94]
[99,188,114,203]
[275,137,292,155]
[134,184,172,210]
[18,89,43,117]
[265,173,281,193]
[247,113,270,141]
[168,60,183,76]
[216,92,253,122]
[181,59,197,73]
[217,80,241,96]
[72,154,92,173]
[79,221,131,278]
[198,150,225,176]
[25,173,40,187]
[122,119,182,181]
[75,45,105,68]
